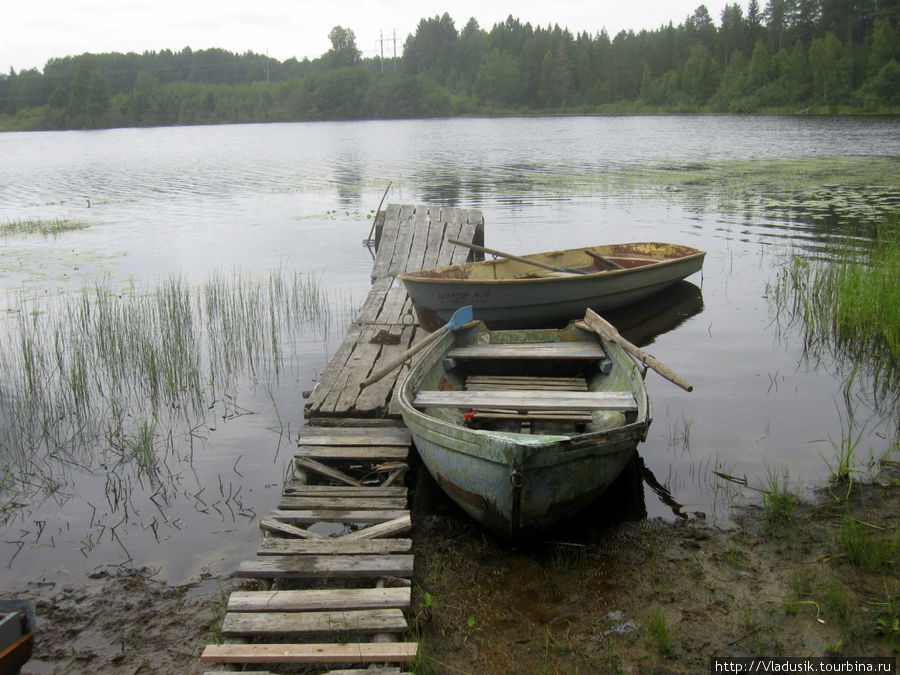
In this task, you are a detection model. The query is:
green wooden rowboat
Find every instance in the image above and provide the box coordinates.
[398,241,705,331]
[398,319,651,539]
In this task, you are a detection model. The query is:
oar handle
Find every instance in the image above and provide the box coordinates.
[448,239,585,275]
[582,309,693,392]
[360,326,447,388]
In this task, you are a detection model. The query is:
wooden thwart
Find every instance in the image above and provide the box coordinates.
[447,341,606,360]
[413,389,637,412]
[465,375,588,391]
[472,410,593,423]
[200,641,418,664]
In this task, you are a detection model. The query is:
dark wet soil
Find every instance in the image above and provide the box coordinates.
[4,462,898,674]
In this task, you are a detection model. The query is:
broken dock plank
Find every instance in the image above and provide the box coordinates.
[295,458,363,486]
[259,517,326,539]
[334,515,412,541]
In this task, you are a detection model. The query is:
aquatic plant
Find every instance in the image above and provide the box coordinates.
[0,217,88,238]
[769,212,900,428]
[0,267,334,523]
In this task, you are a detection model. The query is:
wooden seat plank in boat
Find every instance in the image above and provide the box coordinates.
[413,389,637,412]
[447,341,606,360]
[465,375,589,391]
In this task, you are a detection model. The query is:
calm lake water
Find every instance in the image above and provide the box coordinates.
[1,115,899,586]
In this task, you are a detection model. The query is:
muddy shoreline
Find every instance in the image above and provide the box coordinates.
[4,464,898,674]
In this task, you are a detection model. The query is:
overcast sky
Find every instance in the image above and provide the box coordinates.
[2,1,730,74]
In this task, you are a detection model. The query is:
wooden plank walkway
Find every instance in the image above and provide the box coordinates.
[201,205,483,674]
[305,204,483,419]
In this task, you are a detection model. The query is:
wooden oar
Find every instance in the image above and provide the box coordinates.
[447,239,587,275]
[584,249,625,270]
[582,308,693,392]
[360,305,474,388]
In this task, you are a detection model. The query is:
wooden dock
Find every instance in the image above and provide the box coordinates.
[201,204,483,673]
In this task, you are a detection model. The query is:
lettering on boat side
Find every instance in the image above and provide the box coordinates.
[435,291,492,301]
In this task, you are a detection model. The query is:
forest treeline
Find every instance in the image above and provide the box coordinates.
[1,1,898,131]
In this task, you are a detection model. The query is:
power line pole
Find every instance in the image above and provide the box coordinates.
[377,29,399,70]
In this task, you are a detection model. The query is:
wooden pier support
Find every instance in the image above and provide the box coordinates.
[201,205,483,673]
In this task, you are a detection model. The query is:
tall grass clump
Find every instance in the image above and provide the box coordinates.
[761,465,801,521]
[838,516,899,571]
[0,267,333,519]
[770,212,900,420]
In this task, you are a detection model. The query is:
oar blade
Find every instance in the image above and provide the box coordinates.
[445,305,473,330]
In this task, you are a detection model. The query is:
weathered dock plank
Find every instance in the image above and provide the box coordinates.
[297,426,412,446]
[277,495,408,510]
[227,587,411,612]
[258,538,412,556]
[265,509,408,525]
[221,608,409,637]
[295,446,409,462]
[201,642,418,664]
[236,554,414,579]
[282,485,407,498]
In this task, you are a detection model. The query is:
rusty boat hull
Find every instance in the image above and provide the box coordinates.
[398,241,705,330]
[398,321,651,540]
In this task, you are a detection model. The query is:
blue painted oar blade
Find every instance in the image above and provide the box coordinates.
[446,305,473,330]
